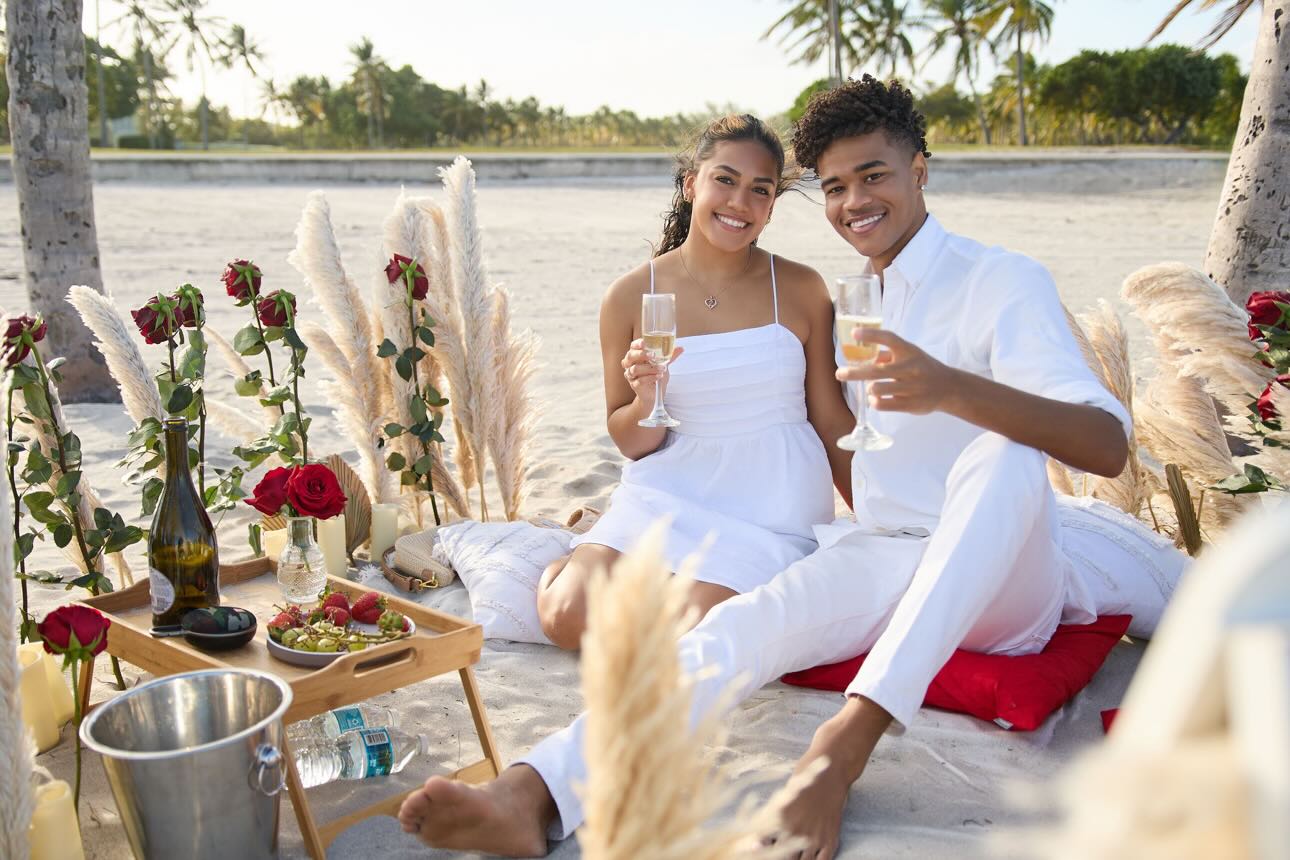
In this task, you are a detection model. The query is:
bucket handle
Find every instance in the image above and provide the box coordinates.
[249,744,286,797]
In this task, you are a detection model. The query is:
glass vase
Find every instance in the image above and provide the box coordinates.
[277,517,326,604]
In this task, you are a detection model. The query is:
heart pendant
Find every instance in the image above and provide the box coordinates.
[704,296,718,310]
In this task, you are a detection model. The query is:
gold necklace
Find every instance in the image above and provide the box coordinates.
[679,246,755,310]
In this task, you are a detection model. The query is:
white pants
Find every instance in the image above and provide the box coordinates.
[519,433,1187,839]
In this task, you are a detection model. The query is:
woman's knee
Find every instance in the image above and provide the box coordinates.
[538,588,587,650]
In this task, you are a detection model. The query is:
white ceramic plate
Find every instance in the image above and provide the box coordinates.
[265,619,416,668]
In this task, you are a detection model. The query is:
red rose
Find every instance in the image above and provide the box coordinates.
[131,296,182,345]
[38,605,111,658]
[3,314,47,367]
[385,254,428,301]
[174,290,203,329]
[257,291,295,328]
[244,466,293,516]
[1245,290,1290,341]
[223,259,262,304]
[286,463,347,519]
[1257,375,1290,422]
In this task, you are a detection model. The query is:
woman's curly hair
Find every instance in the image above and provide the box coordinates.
[790,75,931,173]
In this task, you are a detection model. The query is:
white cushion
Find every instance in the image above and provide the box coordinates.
[432,520,572,645]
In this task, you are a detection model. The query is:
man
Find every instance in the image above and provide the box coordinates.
[398,76,1187,859]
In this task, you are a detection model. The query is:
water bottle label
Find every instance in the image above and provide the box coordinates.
[149,568,175,614]
[360,729,394,777]
[333,707,365,731]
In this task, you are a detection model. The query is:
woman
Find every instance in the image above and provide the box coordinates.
[537,114,855,650]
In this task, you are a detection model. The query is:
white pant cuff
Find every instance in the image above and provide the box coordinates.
[513,752,581,841]
[844,682,916,736]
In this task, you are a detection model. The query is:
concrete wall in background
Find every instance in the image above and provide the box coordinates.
[0,150,1230,193]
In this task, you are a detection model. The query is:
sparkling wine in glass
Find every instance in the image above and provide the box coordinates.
[836,275,893,452]
[638,293,680,428]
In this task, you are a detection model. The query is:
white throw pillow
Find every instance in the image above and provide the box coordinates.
[432,520,573,645]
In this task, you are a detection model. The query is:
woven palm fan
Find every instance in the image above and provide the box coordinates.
[259,455,372,553]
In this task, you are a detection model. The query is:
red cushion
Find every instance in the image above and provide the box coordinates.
[781,615,1132,731]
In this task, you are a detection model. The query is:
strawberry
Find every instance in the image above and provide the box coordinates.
[323,605,351,626]
[378,609,410,633]
[351,591,386,625]
[267,611,296,643]
[307,606,328,625]
[322,591,350,613]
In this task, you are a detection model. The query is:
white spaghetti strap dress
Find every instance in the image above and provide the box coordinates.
[570,256,835,592]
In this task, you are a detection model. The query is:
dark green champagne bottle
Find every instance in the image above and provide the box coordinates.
[149,417,220,630]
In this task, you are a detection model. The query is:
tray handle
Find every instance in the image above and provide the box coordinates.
[344,645,417,680]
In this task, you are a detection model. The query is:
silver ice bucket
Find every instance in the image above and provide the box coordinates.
[80,668,293,859]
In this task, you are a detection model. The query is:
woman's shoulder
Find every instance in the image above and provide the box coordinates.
[602,258,655,316]
[767,253,829,302]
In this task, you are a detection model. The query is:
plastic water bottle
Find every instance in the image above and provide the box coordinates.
[293,727,430,789]
[287,704,399,742]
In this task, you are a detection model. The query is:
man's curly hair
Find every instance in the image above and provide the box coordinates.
[791,75,931,173]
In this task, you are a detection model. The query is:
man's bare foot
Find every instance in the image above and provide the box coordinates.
[398,765,556,857]
[776,696,892,860]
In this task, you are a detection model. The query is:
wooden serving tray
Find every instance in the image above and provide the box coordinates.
[79,555,504,856]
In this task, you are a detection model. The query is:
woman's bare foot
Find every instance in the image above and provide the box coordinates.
[398,765,556,857]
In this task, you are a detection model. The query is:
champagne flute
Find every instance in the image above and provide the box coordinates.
[638,293,680,428]
[835,275,893,451]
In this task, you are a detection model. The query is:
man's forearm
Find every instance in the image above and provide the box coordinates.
[940,369,1129,478]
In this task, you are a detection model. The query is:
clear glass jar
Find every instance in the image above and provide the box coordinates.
[276,517,326,604]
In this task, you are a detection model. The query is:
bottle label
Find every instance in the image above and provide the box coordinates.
[333,707,365,732]
[360,729,394,777]
[149,568,175,614]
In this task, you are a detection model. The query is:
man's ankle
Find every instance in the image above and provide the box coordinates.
[809,696,893,782]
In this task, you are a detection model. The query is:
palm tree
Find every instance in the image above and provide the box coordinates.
[5,0,116,400]
[855,0,925,78]
[110,0,169,147]
[349,37,386,148]
[161,0,228,150]
[924,0,994,143]
[763,0,872,73]
[980,0,1056,145]
[1150,0,1286,304]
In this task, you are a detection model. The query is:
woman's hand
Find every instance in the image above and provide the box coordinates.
[621,339,684,408]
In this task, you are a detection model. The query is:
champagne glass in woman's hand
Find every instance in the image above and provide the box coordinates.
[835,275,893,451]
[638,293,681,428]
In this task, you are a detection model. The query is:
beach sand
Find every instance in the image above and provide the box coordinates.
[0,168,1219,858]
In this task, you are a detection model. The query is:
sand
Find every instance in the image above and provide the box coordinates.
[0,166,1223,858]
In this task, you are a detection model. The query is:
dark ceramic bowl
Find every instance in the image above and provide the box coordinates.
[180,607,257,651]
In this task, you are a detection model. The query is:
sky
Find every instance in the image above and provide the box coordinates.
[89,0,1262,121]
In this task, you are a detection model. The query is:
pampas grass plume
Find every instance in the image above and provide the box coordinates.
[577,522,806,860]
[66,286,164,424]
[1082,301,1148,516]
[0,373,35,860]
[289,192,396,505]
[487,288,539,520]
[440,157,498,519]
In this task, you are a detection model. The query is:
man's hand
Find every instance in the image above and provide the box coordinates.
[835,329,964,415]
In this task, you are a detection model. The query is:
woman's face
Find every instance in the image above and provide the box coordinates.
[683,139,779,253]
[817,131,927,270]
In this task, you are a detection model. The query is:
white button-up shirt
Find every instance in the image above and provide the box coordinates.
[842,214,1131,534]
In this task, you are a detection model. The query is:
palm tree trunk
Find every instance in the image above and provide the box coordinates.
[1015,27,1027,146]
[94,0,108,146]
[5,0,117,402]
[1204,0,1290,305]
[200,96,210,151]
[144,50,157,149]
[966,78,991,145]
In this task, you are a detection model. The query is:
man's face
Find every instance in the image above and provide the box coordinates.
[817,131,927,269]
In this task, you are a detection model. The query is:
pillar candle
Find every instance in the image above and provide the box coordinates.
[263,526,287,563]
[29,780,86,860]
[20,642,73,725]
[370,503,399,562]
[18,648,61,753]
[317,514,348,578]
